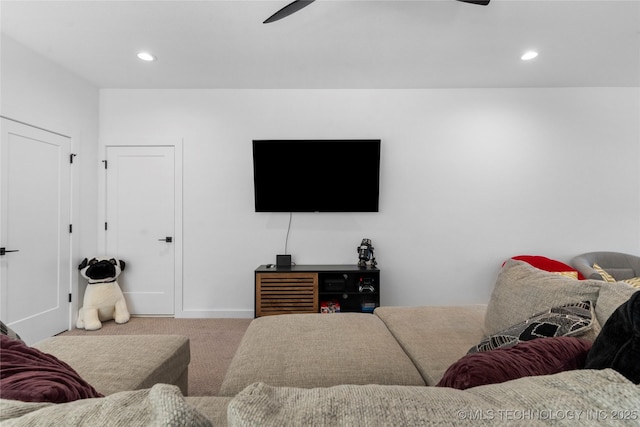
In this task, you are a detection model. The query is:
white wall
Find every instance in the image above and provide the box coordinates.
[3,34,638,321]
[100,88,640,316]
[1,35,100,321]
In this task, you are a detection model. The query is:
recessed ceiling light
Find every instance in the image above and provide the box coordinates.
[521,51,538,61]
[137,52,156,62]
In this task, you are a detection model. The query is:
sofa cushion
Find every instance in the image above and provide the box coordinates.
[0,384,212,426]
[374,305,486,385]
[469,301,598,353]
[437,337,592,390]
[228,369,636,426]
[485,260,602,337]
[0,335,103,403]
[33,335,190,396]
[219,313,425,397]
[585,291,640,384]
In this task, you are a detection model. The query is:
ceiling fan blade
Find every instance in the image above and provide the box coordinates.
[264,0,316,24]
[456,0,490,5]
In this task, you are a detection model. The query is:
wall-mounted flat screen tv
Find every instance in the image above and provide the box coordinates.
[253,139,381,212]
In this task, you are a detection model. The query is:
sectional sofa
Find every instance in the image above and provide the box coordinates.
[1,259,638,426]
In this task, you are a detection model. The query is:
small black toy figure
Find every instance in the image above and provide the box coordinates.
[357,238,377,267]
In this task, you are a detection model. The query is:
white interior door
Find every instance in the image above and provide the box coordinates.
[105,146,175,315]
[0,118,71,344]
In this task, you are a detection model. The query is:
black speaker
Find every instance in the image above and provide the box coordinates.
[276,254,291,268]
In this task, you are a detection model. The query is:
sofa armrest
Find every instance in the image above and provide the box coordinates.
[571,255,602,280]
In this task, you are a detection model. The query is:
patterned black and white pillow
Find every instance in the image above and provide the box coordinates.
[468,301,596,354]
[0,320,23,342]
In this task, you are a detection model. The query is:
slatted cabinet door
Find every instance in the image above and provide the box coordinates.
[256,273,318,317]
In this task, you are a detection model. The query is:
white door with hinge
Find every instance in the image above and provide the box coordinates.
[105,145,176,315]
[0,118,71,344]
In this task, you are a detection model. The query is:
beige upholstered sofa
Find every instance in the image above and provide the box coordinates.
[32,335,191,397]
[2,260,639,426]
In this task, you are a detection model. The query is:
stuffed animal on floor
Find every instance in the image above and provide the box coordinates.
[77,257,130,331]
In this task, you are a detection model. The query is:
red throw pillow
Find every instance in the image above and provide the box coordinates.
[0,335,104,403]
[508,255,585,280]
[436,336,592,390]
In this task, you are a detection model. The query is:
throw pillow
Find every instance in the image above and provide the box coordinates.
[0,335,104,403]
[0,320,23,342]
[485,260,601,336]
[623,277,640,288]
[592,263,616,282]
[510,255,584,279]
[437,336,592,390]
[594,280,639,326]
[584,291,640,384]
[469,301,597,353]
[555,271,578,279]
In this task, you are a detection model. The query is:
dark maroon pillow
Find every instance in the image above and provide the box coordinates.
[436,336,592,390]
[0,335,103,403]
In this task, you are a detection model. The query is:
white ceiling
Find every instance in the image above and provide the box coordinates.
[1,0,639,89]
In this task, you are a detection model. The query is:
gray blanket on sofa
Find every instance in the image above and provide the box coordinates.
[228,369,640,426]
[0,384,211,426]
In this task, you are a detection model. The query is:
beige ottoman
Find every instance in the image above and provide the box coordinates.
[219,313,425,397]
[33,335,190,396]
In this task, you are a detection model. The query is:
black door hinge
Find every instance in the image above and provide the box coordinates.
[70,153,77,164]
[69,224,73,233]
[68,293,72,303]
[102,160,108,169]
[105,222,108,231]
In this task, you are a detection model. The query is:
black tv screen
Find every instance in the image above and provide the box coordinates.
[253,139,380,212]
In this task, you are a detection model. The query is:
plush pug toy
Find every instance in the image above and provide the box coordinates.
[77,257,130,330]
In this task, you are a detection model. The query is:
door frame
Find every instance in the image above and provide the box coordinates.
[98,137,183,317]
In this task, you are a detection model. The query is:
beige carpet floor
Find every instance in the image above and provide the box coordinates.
[59,317,251,396]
